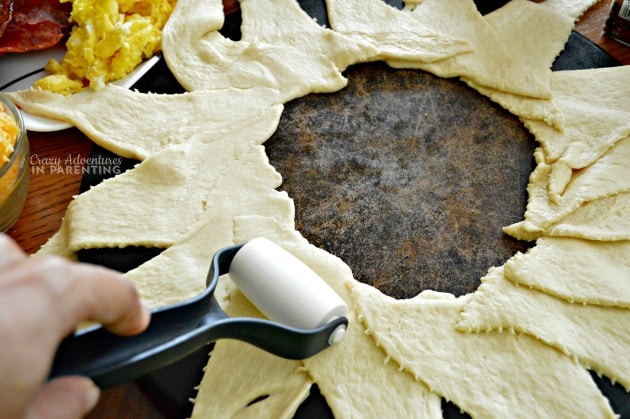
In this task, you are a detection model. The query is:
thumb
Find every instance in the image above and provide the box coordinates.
[25,377,100,419]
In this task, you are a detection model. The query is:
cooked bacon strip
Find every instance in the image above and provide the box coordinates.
[0,0,72,54]
[0,0,14,39]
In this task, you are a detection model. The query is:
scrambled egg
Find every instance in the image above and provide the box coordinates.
[0,103,18,164]
[34,0,175,94]
[0,102,20,204]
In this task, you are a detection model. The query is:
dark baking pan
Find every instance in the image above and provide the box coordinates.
[78,1,627,417]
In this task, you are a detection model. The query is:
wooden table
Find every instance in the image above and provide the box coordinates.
[6,2,629,418]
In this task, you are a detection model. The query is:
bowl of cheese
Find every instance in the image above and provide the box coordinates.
[0,95,28,232]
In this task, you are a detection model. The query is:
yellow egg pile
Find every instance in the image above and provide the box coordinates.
[34,0,175,94]
[0,103,18,164]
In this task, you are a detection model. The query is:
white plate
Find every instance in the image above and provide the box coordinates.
[0,47,160,132]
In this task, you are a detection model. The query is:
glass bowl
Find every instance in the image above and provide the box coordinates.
[0,95,29,232]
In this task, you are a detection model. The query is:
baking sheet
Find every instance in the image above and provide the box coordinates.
[76,1,628,418]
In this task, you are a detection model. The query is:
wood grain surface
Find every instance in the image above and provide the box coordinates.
[5,2,629,418]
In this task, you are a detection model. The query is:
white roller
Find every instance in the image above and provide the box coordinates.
[229,237,348,330]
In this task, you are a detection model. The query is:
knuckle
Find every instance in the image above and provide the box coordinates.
[29,256,73,290]
[117,276,142,306]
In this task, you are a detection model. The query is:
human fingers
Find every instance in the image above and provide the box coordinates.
[24,376,100,419]
[63,261,151,336]
[17,255,150,338]
[0,234,26,271]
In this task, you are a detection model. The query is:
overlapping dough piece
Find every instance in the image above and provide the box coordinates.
[195,216,444,418]
[352,282,615,418]
[522,66,630,198]
[545,193,630,240]
[505,137,630,241]
[468,81,564,131]
[325,0,471,63]
[123,157,294,308]
[192,289,312,419]
[392,0,570,99]
[505,237,630,307]
[46,106,282,254]
[460,0,576,128]
[239,0,379,76]
[484,0,575,73]
[162,0,378,102]
[458,267,630,392]
[6,85,281,160]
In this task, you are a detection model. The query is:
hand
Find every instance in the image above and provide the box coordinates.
[0,234,151,419]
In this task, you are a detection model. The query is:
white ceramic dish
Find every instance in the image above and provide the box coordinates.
[0,46,160,132]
